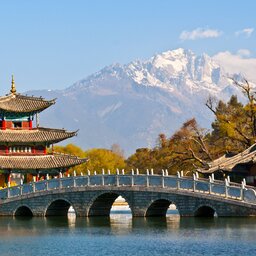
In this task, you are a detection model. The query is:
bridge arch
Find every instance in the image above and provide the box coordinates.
[45,198,76,217]
[194,204,217,217]
[145,198,179,217]
[88,192,132,217]
[14,205,33,217]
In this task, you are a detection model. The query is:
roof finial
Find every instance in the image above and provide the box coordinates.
[10,75,16,94]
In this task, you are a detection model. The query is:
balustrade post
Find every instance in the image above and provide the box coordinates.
[33,182,35,193]
[116,169,120,187]
[162,170,165,188]
[122,169,125,175]
[151,169,154,175]
[108,169,111,175]
[73,170,76,177]
[131,169,134,187]
[146,169,149,187]
[73,177,76,187]
[180,171,183,177]
[136,169,139,175]
[20,179,23,196]
[211,173,215,182]
[209,176,212,194]
[193,174,196,192]
[87,170,90,186]
[46,180,49,191]
[102,169,105,186]
[177,172,180,190]
[165,169,168,176]
[241,180,245,201]
[46,174,49,180]
[225,178,228,198]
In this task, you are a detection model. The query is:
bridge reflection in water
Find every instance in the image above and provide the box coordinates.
[0,171,256,217]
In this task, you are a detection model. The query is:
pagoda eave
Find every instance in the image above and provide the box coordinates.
[0,127,77,145]
[0,93,56,114]
[0,153,88,173]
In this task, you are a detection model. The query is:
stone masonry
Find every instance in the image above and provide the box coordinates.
[1,186,256,217]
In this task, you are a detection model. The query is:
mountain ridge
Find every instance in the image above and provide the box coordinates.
[26,48,242,155]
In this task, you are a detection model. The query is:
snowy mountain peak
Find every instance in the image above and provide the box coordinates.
[120,48,229,94]
[69,48,236,98]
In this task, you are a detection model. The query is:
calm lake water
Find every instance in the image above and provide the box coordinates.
[0,211,256,256]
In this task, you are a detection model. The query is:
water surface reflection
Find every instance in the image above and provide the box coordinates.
[0,213,256,256]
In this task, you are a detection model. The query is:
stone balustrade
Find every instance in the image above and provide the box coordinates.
[1,169,256,205]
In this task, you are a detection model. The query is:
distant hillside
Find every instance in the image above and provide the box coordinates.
[27,48,243,155]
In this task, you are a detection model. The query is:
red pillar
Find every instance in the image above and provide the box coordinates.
[2,120,6,130]
[5,146,9,154]
[43,147,47,154]
[29,120,33,129]
[8,172,11,187]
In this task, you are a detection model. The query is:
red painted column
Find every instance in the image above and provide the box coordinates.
[2,120,6,130]
[43,147,47,154]
[29,120,33,129]
[8,172,11,187]
[32,146,36,154]
[5,146,9,154]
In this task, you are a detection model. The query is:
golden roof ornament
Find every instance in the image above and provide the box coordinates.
[10,75,17,94]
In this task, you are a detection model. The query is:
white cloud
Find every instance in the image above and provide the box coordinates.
[213,50,256,82]
[180,28,222,40]
[235,28,254,37]
[237,49,251,57]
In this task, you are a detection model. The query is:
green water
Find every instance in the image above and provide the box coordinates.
[0,212,255,256]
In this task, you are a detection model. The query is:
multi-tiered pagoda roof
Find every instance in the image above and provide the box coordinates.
[0,76,87,176]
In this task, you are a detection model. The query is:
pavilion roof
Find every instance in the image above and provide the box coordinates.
[0,153,88,171]
[0,93,55,114]
[198,144,256,174]
[0,127,77,145]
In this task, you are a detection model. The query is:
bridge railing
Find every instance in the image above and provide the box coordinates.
[0,170,256,204]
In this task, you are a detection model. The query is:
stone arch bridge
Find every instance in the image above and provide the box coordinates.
[0,171,256,217]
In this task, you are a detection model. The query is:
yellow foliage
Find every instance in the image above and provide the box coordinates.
[52,144,126,174]
[84,148,126,174]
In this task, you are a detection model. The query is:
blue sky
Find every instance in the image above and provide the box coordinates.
[0,0,255,94]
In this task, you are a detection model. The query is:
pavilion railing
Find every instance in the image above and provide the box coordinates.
[0,169,256,204]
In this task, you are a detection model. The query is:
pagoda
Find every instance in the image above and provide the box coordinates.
[0,76,87,186]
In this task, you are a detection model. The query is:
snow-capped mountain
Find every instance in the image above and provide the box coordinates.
[28,48,242,155]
